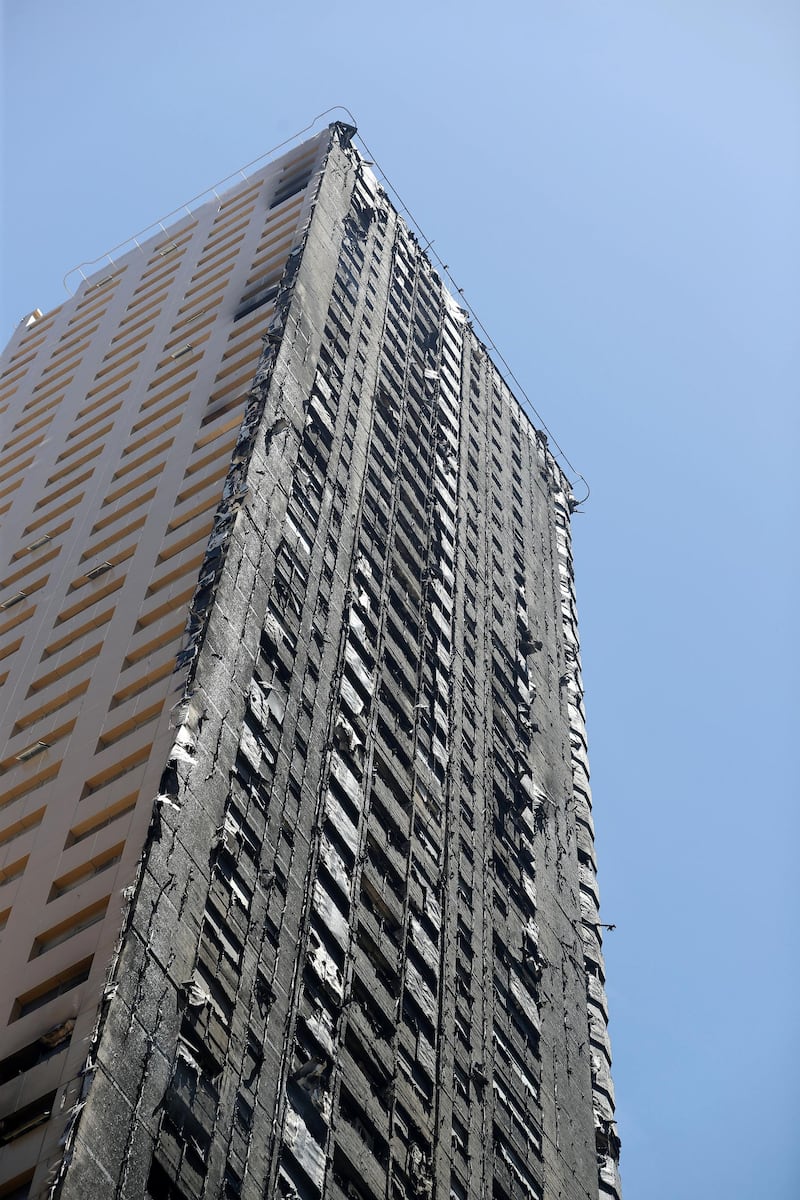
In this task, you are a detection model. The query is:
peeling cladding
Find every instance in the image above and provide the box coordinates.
[0,122,619,1199]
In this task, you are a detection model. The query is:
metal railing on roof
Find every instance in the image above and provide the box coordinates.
[62,107,358,297]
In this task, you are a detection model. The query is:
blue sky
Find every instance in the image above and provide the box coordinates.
[3,2,798,1195]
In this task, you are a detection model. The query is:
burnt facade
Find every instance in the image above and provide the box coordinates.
[0,123,620,1200]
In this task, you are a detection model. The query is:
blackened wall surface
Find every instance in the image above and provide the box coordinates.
[1,125,620,1200]
[0,128,332,1197]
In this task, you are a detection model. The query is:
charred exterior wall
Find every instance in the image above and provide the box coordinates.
[0,127,333,1196]
[1,124,620,1200]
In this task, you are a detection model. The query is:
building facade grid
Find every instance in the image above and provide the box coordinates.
[0,122,620,1200]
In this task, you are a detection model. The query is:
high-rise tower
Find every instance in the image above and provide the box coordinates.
[0,122,620,1200]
